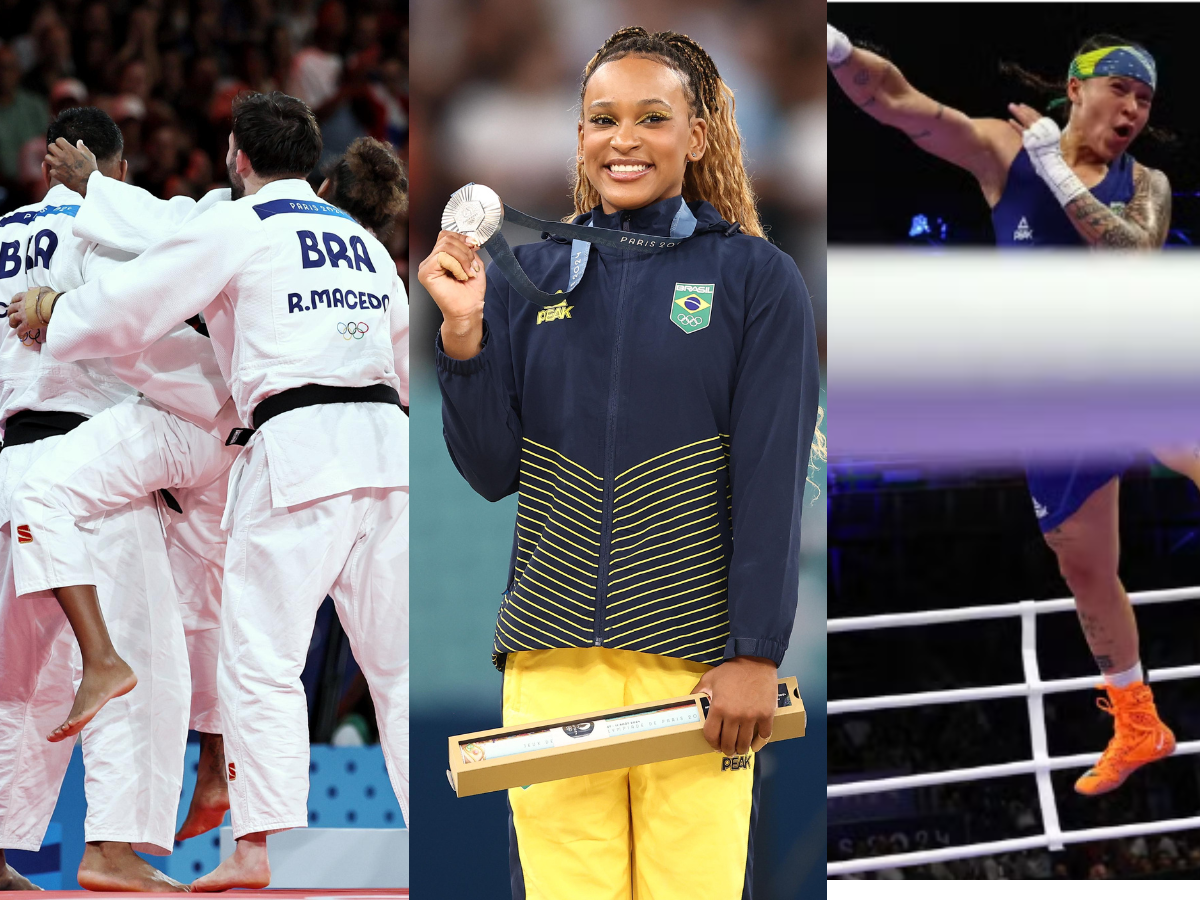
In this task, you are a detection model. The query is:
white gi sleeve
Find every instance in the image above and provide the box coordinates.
[49,204,257,363]
[390,268,410,407]
[73,170,231,255]
[74,236,231,421]
[107,324,230,422]
[79,240,135,282]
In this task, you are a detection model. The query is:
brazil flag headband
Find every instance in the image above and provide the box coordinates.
[1068,45,1157,91]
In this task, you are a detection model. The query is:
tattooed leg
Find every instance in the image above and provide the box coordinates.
[1043,479,1139,674]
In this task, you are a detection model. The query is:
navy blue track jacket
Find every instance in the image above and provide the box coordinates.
[436,195,819,670]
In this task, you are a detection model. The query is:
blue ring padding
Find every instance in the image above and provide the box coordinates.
[5,842,61,875]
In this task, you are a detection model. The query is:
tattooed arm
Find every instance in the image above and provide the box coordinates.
[827,25,1016,197]
[44,137,98,197]
[1064,164,1172,249]
[1005,103,1172,249]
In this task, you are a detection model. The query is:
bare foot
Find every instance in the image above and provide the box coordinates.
[176,733,230,841]
[191,833,270,891]
[77,842,189,891]
[47,657,137,742]
[0,859,42,891]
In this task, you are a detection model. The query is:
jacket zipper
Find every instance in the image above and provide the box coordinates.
[594,211,634,646]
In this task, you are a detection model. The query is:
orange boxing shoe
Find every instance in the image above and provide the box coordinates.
[1075,681,1175,796]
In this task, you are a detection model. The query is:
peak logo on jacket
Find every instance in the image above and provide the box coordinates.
[672,283,714,334]
[16,525,32,544]
[536,297,573,325]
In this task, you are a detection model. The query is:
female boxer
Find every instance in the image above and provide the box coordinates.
[828,25,1176,796]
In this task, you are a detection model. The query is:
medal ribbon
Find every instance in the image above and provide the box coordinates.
[482,201,699,306]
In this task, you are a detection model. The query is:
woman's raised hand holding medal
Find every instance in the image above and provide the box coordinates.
[418,230,487,360]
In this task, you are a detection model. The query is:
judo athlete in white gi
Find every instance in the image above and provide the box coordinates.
[0,152,46,896]
[10,114,244,854]
[15,131,411,853]
[0,108,193,891]
[22,92,410,890]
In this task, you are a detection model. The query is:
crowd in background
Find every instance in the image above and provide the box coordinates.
[0,0,408,746]
[831,699,1200,879]
[407,0,826,368]
[840,831,1200,880]
[0,0,408,272]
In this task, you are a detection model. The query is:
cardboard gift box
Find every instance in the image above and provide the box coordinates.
[448,677,805,797]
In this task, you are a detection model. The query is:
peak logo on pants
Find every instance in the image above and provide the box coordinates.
[227,762,237,781]
[16,525,32,544]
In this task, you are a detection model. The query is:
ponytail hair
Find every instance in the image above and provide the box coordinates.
[572,27,764,238]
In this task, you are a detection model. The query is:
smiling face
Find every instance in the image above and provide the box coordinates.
[578,55,706,215]
[1068,74,1153,160]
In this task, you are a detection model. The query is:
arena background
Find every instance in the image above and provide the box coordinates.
[0,0,408,887]
[829,2,1200,880]
[405,0,826,897]
[830,3,1200,247]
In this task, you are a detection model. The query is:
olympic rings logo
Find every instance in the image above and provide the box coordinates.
[337,322,370,340]
[676,313,705,327]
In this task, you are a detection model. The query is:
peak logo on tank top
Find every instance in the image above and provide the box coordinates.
[994,149,1136,248]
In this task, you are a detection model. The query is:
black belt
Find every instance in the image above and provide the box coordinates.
[1,410,182,513]
[226,383,402,446]
[3,410,88,448]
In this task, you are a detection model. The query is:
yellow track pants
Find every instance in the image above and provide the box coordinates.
[504,647,757,900]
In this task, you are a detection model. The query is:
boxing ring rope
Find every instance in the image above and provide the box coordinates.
[828,250,1200,462]
[827,586,1200,876]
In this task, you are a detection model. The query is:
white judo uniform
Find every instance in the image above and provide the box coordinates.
[47,177,411,832]
[0,186,189,855]
[12,173,239,735]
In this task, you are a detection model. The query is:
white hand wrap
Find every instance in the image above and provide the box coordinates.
[1023,117,1087,207]
[828,24,853,66]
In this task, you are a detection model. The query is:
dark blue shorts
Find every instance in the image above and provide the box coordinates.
[1026,458,1131,533]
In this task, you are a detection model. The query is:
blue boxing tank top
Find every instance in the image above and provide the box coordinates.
[992,147,1136,246]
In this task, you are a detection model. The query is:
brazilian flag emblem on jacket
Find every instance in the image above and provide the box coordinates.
[671,282,715,334]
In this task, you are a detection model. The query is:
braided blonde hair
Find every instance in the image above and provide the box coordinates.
[571,27,764,238]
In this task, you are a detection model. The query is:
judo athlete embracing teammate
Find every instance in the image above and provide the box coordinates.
[0,107,195,891]
[12,91,410,890]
